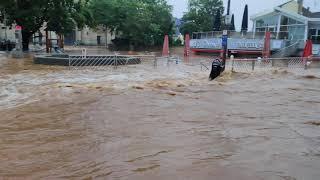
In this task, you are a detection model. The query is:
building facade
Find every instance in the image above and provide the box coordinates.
[189,0,320,57]
[0,23,115,47]
[251,0,320,42]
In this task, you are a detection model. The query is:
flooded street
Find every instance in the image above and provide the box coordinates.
[0,53,320,180]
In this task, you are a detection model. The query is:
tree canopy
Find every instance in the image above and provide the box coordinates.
[0,0,91,50]
[0,0,174,50]
[213,9,222,31]
[241,4,248,32]
[180,0,224,35]
[89,0,174,48]
[230,14,235,31]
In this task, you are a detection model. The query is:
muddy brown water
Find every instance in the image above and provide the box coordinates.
[0,55,320,180]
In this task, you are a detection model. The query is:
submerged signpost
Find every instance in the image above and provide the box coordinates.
[12,25,23,58]
[221,30,228,71]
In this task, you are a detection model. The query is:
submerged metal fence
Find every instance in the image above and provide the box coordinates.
[200,57,318,73]
[68,54,157,70]
[68,53,319,74]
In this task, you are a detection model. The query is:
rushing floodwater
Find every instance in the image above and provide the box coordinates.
[0,54,320,180]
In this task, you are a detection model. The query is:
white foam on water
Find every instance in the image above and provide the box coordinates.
[0,62,211,109]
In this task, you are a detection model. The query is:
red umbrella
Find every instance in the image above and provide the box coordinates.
[303,40,313,68]
[262,31,271,58]
[303,40,313,58]
[162,35,169,57]
[184,34,190,57]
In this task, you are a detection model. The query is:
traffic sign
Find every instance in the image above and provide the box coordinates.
[222,35,228,47]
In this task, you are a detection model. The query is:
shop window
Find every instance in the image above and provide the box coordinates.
[309,29,316,39]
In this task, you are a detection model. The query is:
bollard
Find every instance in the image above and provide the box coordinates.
[252,59,255,71]
[154,56,157,68]
[68,55,71,70]
[231,55,235,72]
[304,57,308,70]
[115,54,118,69]
[81,48,87,59]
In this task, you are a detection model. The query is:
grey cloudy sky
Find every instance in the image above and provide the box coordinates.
[166,0,320,31]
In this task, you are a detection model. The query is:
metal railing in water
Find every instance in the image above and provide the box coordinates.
[271,40,303,58]
[68,54,319,74]
[192,31,268,39]
[68,54,157,70]
[200,57,318,73]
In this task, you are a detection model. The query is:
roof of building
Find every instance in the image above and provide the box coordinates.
[278,0,295,8]
[309,12,320,18]
[274,7,308,22]
[250,10,275,20]
[250,1,320,22]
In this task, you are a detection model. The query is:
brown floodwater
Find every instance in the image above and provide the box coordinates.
[0,53,320,180]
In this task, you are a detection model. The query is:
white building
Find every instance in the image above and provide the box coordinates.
[65,26,115,46]
[0,23,115,46]
[251,0,320,42]
[0,24,15,41]
[189,0,320,56]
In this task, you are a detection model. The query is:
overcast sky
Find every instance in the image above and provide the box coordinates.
[166,0,320,31]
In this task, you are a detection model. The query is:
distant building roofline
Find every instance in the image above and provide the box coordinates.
[278,0,295,8]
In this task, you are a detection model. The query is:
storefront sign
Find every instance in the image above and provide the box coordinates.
[190,38,284,50]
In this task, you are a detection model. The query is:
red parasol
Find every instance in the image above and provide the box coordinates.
[303,40,313,58]
[162,35,170,57]
[184,34,190,57]
[262,31,271,58]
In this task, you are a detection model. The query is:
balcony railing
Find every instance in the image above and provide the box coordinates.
[192,31,273,40]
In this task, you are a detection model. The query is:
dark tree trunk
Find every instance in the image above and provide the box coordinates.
[22,30,32,51]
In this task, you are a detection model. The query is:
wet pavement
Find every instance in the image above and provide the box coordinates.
[0,54,320,179]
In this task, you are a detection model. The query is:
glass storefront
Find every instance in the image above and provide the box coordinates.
[255,14,306,41]
[309,28,320,44]
[256,14,279,33]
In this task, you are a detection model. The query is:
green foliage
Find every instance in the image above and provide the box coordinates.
[0,0,91,50]
[241,4,248,32]
[230,14,235,31]
[0,0,174,50]
[213,9,221,31]
[181,0,224,34]
[89,0,174,48]
[173,38,183,47]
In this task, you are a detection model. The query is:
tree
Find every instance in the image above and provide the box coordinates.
[227,0,231,15]
[241,4,248,33]
[213,9,221,31]
[89,0,174,49]
[0,0,90,51]
[181,0,224,34]
[230,14,235,31]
